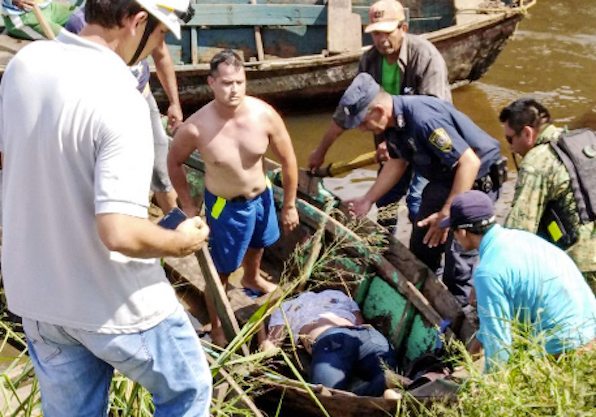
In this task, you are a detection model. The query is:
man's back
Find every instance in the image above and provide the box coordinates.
[0,32,176,332]
[475,225,596,364]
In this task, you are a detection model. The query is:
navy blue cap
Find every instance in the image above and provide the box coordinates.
[334,73,381,129]
[439,190,496,229]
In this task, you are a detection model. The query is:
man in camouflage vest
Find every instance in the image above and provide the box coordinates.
[499,98,595,290]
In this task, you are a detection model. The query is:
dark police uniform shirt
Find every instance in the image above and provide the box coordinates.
[386,95,501,184]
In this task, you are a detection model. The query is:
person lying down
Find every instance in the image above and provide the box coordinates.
[260,289,398,396]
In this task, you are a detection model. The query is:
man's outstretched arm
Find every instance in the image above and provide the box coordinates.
[167,123,200,216]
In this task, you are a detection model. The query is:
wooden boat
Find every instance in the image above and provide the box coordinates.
[163,153,478,417]
[150,0,536,110]
[0,0,535,111]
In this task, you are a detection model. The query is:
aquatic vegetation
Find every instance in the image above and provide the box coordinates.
[415,326,596,417]
[2,218,592,416]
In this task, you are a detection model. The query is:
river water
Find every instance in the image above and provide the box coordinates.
[281,0,596,199]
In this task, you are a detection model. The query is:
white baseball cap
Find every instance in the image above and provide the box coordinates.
[365,0,406,33]
[135,0,191,39]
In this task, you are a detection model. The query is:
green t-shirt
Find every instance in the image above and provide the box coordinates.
[381,57,401,95]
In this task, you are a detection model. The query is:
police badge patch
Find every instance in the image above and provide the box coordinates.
[429,128,453,152]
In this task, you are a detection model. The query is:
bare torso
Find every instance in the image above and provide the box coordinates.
[186,96,272,199]
[298,314,360,353]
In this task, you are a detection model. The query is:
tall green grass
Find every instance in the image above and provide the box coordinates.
[2,211,594,417]
[395,327,596,417]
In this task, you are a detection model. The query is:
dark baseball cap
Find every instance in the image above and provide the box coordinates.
[334,73,381,129]
[439,190,496,229]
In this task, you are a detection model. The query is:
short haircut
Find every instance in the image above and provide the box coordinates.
[499,98,552,134]
[209,50,244,77]
[367,89,391,111]
[85,0,147,29]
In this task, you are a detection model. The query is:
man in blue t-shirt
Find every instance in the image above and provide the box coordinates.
[341,73,503,306]
[441,190,596,370]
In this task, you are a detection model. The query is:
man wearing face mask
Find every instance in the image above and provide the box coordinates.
[308,0,451,232]
[0,1,212,416]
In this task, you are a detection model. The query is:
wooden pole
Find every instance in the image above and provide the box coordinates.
[312,151,377,177]
[249,0,265,61]
[31,4,55,40]
[195,247,250,356]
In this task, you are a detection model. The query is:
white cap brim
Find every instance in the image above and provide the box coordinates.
[150,6,182,39]
[135,0,183,39]
[364,20,399,33]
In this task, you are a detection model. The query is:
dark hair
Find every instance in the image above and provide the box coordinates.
[85,0,147,29]
[209,50,244,77]
[499,98,552,134]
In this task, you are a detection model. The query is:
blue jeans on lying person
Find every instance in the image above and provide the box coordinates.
[310,326,397,396]
[23,305,212,417]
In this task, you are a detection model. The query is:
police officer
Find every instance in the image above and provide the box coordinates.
[344,73,504,305]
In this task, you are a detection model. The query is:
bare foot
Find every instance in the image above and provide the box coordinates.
[240,276,278,294]
[383,389,402,400]
[210,325,228,347]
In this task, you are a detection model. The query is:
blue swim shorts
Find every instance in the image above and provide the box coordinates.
[204,186,280,274]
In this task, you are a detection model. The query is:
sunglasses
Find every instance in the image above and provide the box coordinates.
[505,128,524,145]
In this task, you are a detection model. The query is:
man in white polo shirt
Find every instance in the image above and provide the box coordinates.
[0,1,212,416]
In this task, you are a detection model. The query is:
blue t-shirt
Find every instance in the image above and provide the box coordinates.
[475,224,596,371]
[386,95,501,183]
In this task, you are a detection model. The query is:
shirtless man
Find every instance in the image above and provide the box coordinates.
[168,50,299,345]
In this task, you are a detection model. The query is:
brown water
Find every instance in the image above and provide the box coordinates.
[282,0,596,195]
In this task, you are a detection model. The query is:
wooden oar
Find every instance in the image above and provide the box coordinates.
[195,246,250,356]
[310,150,376,177]
[31,4,55,40]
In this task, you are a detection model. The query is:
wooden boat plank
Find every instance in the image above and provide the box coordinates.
[186,4,328,26]
[182,3,452,32]
[327,0,362,54]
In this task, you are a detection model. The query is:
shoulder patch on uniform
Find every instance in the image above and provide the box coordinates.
[429,128,453,153]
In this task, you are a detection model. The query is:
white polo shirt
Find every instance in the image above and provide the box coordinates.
[0,31,178,333]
